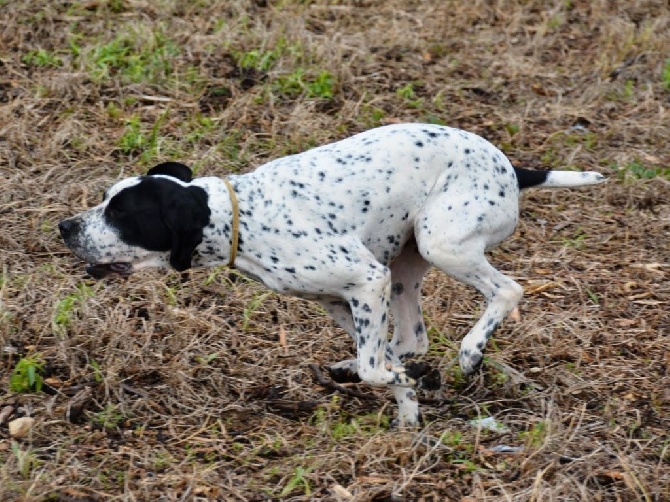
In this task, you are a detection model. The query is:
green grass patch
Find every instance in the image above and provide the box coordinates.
[91,403,125,431]
[22,48,62,68]
[616,161,670,181]
[53,284,93,336]
[79,28,179,84]
[663,59,670,90]
[396,82,423,108]
[117,111,173,162]
[10,352,45,393]
[272,69,335,99]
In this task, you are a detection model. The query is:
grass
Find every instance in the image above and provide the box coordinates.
[52,283,93,336]
[616,161,670,181]
[9,353,45,393]
[80,28,179,84]
[1,0,669,500]
[271,68,335,99]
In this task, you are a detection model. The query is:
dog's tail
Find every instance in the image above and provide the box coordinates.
[514,167,606,190]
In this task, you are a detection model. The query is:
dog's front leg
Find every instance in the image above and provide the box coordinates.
[347,274,416,388]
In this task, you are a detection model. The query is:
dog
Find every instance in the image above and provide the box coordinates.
[59,123,605,426]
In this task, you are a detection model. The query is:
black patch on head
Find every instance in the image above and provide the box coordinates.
[105,177,210,271]
[147,162,193,183]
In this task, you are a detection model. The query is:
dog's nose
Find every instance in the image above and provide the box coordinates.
[58,219,79,239]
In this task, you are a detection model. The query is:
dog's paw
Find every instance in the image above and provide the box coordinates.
[419,368,441,390]
[405,361,441,390]
[327,364,361,384]
[459,348,484,375]
[359,365,416,387]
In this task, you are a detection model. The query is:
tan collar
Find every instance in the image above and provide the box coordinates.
[222,178,239,268]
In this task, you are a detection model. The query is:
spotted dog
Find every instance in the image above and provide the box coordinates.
[59,123,605,426]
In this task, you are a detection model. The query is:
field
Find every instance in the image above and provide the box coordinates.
[1,0,669,500]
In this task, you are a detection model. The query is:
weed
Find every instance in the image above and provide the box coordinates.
[117,115,144,153]
[396,82,423,108]
[117,111,170,162]
[421,113,447,125]
[236,47,281,72]
[92,403,125,430]
[10,352,45,393]
[68,33,83,57]
[396,83,416,100]
[440,430,463,447]
[82,29,178,84]
[152,450,174,471]
[184,114,217,144]
[22,48,62,67]
[546,14,564,30]
[663,59,670,90]
[560,229,588,249]
[330,419,360,440]
[89,358,104,383]
[491,366,509,387]
[0,267,13,327]
[359,102,386,127]
[162,284,178,306]
[272,69,335,99]
[616,161,670,181]
[505,123,520,137]
[452,458,480,473]
[216,129,246,165]
[242,292,273,331]
[623,79,635,100]
[53,283,93,335]
[195,353,219,365]
[520,420,548,447]
[202,266,229,286]
[280,465,313,497]
[11,442,39,478]
[307,70,335,99]
[584,286,600,305]
[105,102,123,120]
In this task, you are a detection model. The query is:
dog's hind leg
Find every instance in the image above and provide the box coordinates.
[388,238,432,360]
[418,248,522,374]
[415,206,522,375]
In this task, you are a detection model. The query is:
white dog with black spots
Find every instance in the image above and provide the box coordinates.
[59,123,605,426]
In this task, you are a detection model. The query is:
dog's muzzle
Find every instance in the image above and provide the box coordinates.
[58,218,133,279]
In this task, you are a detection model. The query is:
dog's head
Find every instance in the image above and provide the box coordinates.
[59,162,211,278]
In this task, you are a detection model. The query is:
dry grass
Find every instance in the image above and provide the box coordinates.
[1,0,669,500]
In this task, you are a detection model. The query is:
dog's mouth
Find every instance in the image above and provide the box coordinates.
[85,262,133,279]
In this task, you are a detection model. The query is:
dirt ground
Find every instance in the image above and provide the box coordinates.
[1,0,669,500]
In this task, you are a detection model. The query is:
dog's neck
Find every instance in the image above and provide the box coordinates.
[189,176,241,269]
[189,175,294,291]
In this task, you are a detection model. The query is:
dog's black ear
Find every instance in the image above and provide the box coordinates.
[147,162,193,183]
[162,186,211,271]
